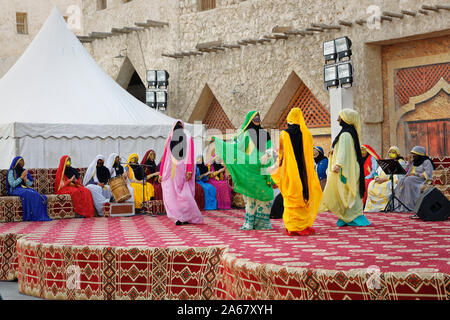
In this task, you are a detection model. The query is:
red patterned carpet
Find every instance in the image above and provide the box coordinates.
[1,210,449,300]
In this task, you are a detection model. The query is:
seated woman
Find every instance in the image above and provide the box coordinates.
[313,146,328,190]
[55,155,94,218]
[6,156,51,221]
[141,149,163,201]
[124,153,154,210]
[83,155,112,216]
[361,144,381,205]
[209,157,232,210]
[364,146,407,212]
[195,155,217,210]
[394,146,434,212]
[105,153,135,205]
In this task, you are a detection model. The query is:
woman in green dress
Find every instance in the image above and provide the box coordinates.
[212,111,275,230]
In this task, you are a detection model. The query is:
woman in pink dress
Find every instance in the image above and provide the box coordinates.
[159,120,203,225]
[209,157,232,209]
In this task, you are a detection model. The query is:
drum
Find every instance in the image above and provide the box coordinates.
[109,175,131,203]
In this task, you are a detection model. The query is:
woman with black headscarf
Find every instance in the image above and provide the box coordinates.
[394,145,435,212]
[269,108,323,236]
[321,109,371,227]
[313,146,328,190]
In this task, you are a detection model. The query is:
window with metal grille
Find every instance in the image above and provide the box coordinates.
[97,0,107,10]
[16,12,28,35]
[198,0,216,11]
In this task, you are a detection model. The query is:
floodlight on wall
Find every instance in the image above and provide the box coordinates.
[334,36,352,61]
[337,62,353,88]
[146,90,156,108]
[323,40,337,63]
[146,70,157,87]
[323,65,338,90]
[156,91,168,110]
[156,70,169,88]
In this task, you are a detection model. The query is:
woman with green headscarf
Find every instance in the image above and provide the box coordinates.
[212,111,275,230]
[321,108,370,227]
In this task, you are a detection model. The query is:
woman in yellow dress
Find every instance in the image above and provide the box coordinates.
[364,146,407,212]
[124,153,154,210]
[270,108,323,236]
[320,108,371,227]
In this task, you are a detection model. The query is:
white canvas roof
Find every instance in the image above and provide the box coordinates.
[0,7,203,169]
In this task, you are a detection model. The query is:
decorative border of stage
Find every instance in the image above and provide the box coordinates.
[16,236,223,300]
[5,233,448,300]
[214,252,449,300]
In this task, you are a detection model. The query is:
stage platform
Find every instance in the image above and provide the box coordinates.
[0,210,449,300]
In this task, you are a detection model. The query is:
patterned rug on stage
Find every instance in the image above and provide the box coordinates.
[1,210,449,274]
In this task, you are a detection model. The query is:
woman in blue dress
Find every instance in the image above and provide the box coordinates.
[195,155,217,210]
[313,146,328,190]
[6,156,51,221]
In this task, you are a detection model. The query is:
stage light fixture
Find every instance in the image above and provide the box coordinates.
[146,90,156,108]
[323,40,337,63]
[156,91,167,110]
[334,36,352,61]
[323,65,338,90]
[337,62,353,87]
[156,70,169,88]
[146,70,157,87]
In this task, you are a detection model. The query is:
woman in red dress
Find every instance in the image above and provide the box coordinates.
[55,155,94,218]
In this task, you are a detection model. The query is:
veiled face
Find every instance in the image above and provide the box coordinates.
[114,156,120,165]
[361,148,367,157]
[18,159,24,167]
[66,158,71,166]
[131,157,138,164]
[313,148,319,158]
[97,159,104,167]
[149,151,156,161]
[252,113,261,125]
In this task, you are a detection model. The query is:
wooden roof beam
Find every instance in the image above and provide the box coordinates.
[400,10,417,16]
[305,27,324,32]
[146,19,169,27]
[256,38,272,43]
[264,33,289,39]
[123,26,145,32]
[382,11,404,19]
[311,23,341,30]
[196,40,223,50]
[222,43,241,49]
[338,20,353,27]
[421,4,439,12]
[111,27,129,34]
[89,31,112,38]
[77,36,93,43]
[436,4,450,10]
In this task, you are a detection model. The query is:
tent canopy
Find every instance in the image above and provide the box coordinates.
[0,7,203,169]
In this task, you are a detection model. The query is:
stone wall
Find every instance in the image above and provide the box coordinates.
[0,0,83,77]
[1,0,448,156]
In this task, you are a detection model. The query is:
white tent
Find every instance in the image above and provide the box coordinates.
[0,7,203,169]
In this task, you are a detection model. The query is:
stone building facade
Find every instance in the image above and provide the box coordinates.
[1,0,449,157]
[0,0,83,76]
